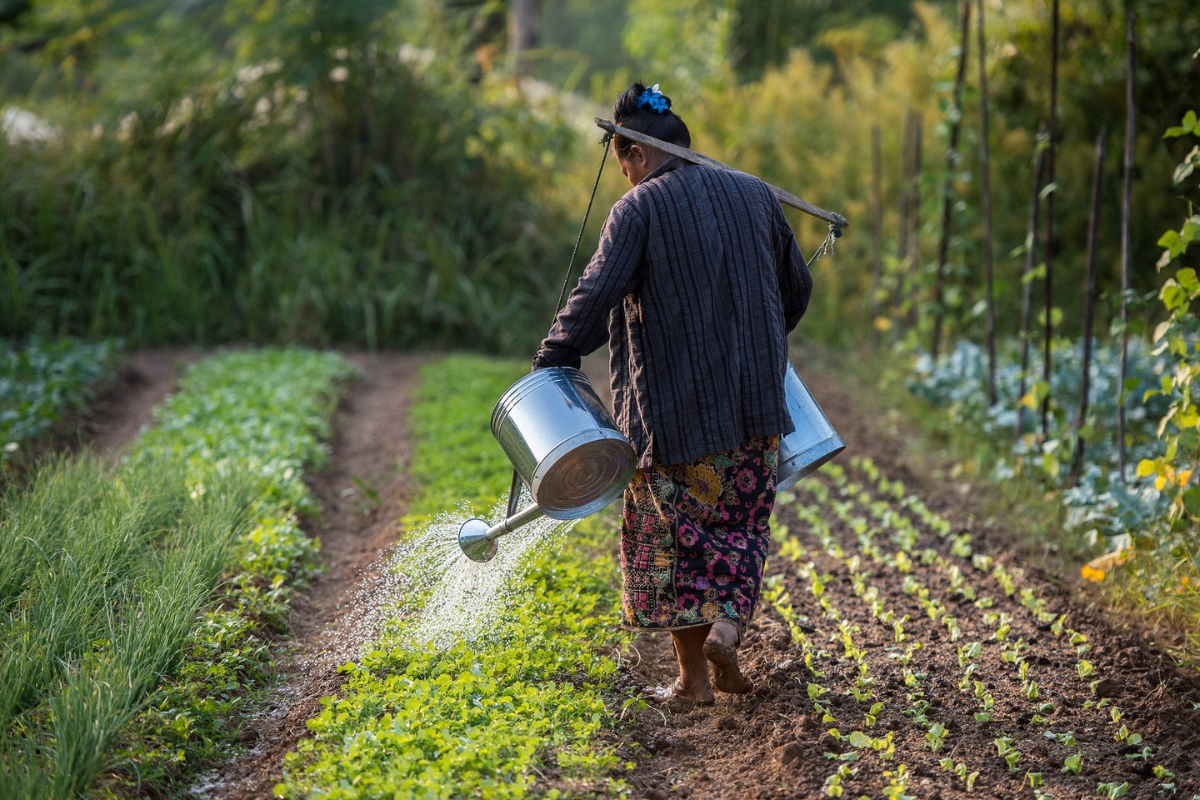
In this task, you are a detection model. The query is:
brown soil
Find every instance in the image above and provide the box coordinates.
[87,349,203,458]
[210,353,422,800]
[599,357,1200,800]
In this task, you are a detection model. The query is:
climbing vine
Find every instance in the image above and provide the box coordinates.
[1138,110,1200,544]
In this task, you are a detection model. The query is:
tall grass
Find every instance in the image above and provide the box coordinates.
[1,4,583,354]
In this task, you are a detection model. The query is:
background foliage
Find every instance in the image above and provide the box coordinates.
[2,0,1196,351]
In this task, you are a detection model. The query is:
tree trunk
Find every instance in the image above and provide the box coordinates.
[1041,0,1060,439]
[1016,128,1047,439]
[976,0,997,404]
[930,0,971,359]
[509,0,542,78]
[870,124,883,339]
[1118,10,1136,481]
[1069,128,1108,485]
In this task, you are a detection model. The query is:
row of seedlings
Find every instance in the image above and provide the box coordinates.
[798,457,1185,797]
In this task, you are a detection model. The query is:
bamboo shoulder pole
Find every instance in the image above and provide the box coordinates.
[594,118,848,228]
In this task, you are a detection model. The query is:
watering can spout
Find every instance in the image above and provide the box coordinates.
[458,503,546,562]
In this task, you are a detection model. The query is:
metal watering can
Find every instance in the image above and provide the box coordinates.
[458,367,635,562]
[777,361,846,490]
[457,362,845,562]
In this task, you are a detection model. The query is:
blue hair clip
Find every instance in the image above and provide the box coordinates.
[637,84,671,114]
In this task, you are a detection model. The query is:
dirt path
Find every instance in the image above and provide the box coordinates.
[211,353,422,800]
[606,358,1200,799]
[86,349,203,457]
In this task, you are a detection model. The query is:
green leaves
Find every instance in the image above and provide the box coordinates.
[1163,110,1199,139]
[0,338,121,466]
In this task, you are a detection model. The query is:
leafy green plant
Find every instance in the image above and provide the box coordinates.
[276,357,631,799]
[0,337,120,469]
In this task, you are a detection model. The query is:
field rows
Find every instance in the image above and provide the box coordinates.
[0,349,355,798]
[759,457,1199,799]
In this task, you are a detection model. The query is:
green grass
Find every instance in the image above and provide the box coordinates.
[277,355,633,799]
[0,348,357,798]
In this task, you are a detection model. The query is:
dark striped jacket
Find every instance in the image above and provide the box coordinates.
[534,157,813,468]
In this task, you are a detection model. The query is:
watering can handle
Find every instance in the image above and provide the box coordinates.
[505,469,524,519]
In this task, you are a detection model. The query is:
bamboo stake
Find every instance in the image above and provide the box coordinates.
[870,124,883,336]
[930,0,971,359]
[593,118,849,227]
[976,0,997,405]
[897,108,913,330]
[1041,0,1060,439]
[1117,11,1136,481]
[907,113,923,332]
[1017,128,1047,440]
[1070,128,1108,485]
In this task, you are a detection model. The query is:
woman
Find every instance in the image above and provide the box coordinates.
[534,83,813,705]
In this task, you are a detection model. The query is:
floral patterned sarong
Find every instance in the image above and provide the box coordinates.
[619,435,778,633]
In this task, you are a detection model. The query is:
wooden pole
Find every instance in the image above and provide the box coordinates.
[976,0,997,405]
[930,0,971,359]
[593,118,849,227]
[1041,0,1060,439]
[897,108,913,330]
[1070,128,1108,485]
[1117,11,1136,481]
[907,113,923,332]
[509,0,543,78]
[1017,128,1047,439]
[870,124,883,337]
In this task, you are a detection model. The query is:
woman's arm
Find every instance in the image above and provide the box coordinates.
[533,198,648,369]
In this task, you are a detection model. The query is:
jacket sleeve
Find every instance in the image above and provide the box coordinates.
[774,205,814,333]
[533,198,647,370]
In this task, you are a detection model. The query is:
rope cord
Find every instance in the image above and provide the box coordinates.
[808,212,847,265]
[551,131,614,324]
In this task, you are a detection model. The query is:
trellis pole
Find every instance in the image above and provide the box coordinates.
[1041,0,1060,439]
[897,109,913,332]
[930,0,971,359]
[976,0,997,404]
[907,114,924,332]
[1070,128,1108,485]
[1117,10,1136,481]
[1016,129,1047,439]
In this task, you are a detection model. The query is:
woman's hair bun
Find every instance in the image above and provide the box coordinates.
[613,81,690,154]
[637,84,671,114]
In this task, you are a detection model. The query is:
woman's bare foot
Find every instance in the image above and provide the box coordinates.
[645,679,715,707]
[664,626,717,704]
[703,620,753,694]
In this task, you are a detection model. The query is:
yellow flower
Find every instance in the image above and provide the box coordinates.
[1081,549,1130,582]
[686,463,722,506]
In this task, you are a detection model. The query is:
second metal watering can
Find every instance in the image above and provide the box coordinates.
[458,361,846,562]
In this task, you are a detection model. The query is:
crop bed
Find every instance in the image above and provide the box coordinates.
[622,451,1200,799]
[0,349,355,798]
[275,357,632,799]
